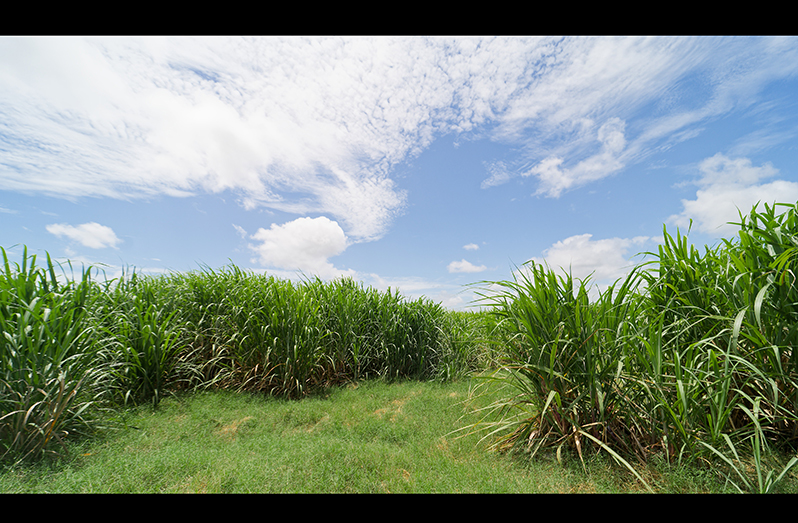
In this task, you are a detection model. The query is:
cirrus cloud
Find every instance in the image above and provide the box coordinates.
[6,36,798,318]
[5,37,798,246]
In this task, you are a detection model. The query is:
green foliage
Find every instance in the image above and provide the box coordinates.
[0,247,98,462]
[469,201,798,493]
[161,270,480,396]
[3,198,797,492]
[0,252,481,463]
[469,263,651,462]
[93,272,192,407]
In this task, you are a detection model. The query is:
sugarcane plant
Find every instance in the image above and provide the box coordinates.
[0,247,99,462]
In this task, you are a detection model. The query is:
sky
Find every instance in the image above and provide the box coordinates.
[2,36,798,310]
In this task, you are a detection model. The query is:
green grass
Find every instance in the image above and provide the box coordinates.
[2,378,782,493]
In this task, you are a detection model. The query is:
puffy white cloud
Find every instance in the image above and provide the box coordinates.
[437,291,465,310]
[447,259,487,274]
[366,274,445,294]
[669,153,798,237]
[248,216,354,279]
[463,243,479,250]
[46,222,122,249]
[530,233,650,284]
[485,38,798,196]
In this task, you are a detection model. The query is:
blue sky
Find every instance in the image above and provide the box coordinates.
[2,36,798,309]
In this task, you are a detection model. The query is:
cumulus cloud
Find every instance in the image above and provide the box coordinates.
[366,274,445,294]
[46,222,122,249]
[248,216,354,279]
[669,153,798,238]
[447,259,487,274]
[437,291,466,310]
[463,243,479,250]
[530,233,650,284]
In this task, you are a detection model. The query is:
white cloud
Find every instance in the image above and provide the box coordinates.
[437,291,466,310]
[248,216,354,279]
[481,160,512,189]
[530,233,650,284]
[669,153,798,238]
[232,223,247,238]
[0,37,471,242]
[463,243,479,250]
[527,117,627,198]
[46,222,121,249]
[4,36,798,242]
[362,273,475,309]
[447,259,487,274]
[492,38,798,196]
[366,274,445,294]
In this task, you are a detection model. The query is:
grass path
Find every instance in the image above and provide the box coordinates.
[0,378,784,493]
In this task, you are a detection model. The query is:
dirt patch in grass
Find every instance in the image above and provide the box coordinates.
[216,416,254,440]
[373,390,421,422]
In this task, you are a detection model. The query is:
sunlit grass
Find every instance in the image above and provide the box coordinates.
[1,380,775,493]
[0,381,528,493]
